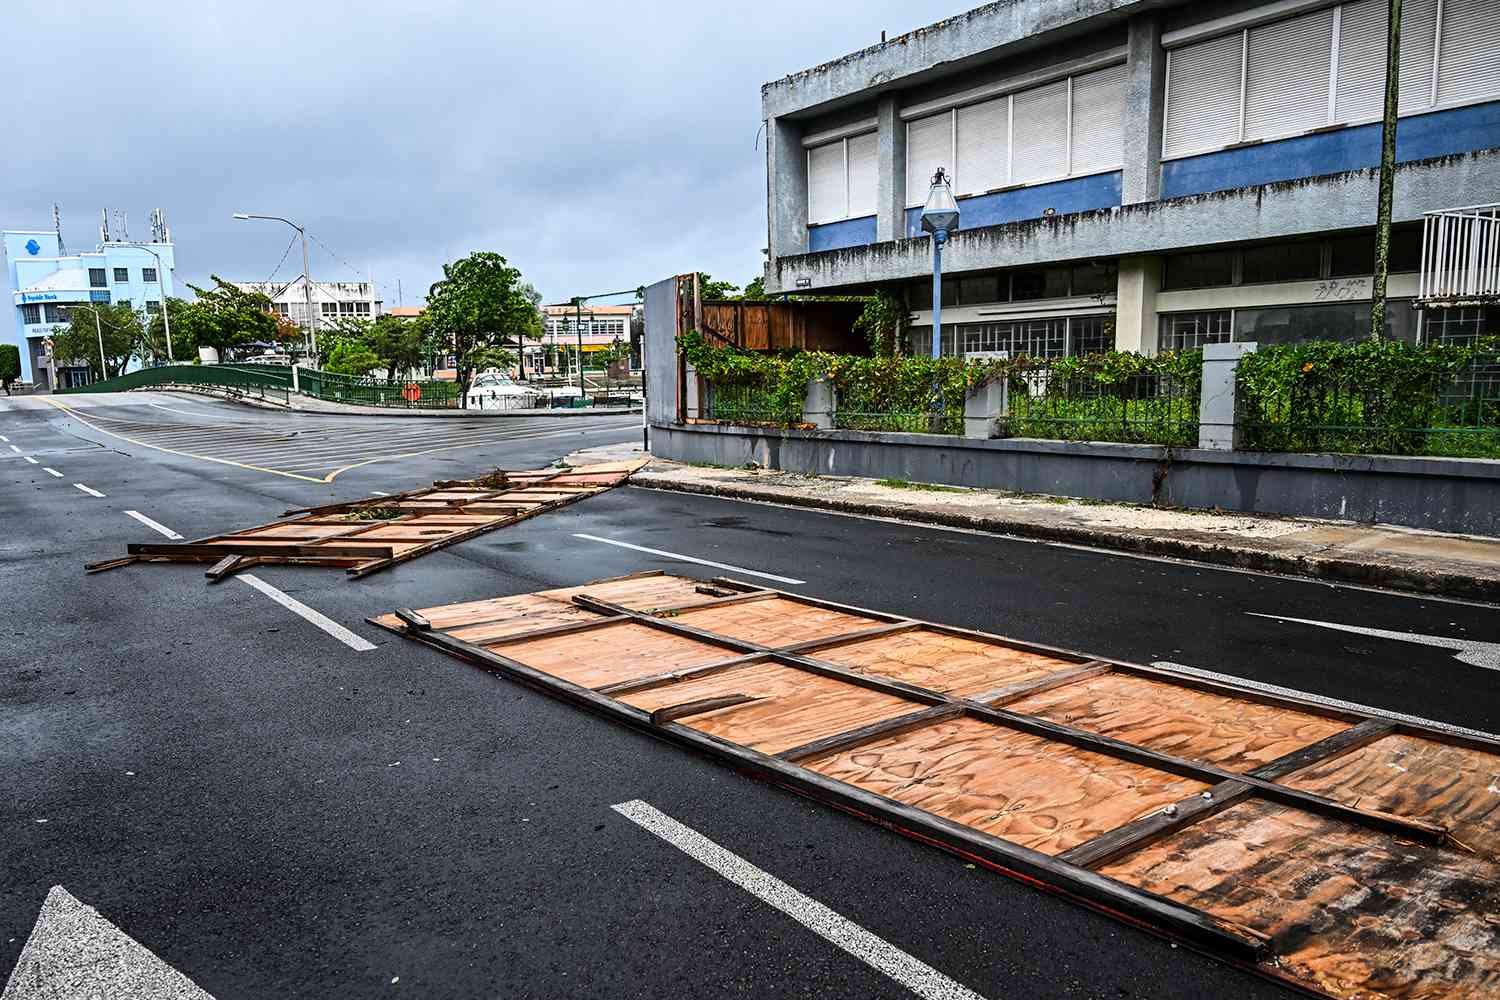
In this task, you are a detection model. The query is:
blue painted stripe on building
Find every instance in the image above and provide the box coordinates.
[808,215,878,252]
[903,171,1122,238]
[1161,100,1500,200]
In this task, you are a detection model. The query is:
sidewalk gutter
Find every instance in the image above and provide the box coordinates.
[626,459,1500,603]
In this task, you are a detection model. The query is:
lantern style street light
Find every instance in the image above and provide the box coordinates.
[919,168,959,422]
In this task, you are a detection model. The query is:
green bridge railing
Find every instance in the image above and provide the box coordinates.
[59,364,463,410]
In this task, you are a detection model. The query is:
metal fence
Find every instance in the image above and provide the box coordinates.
[1238,353,1500,458]
[1420,205,1500,304]
[57,364,293,404]
[701,381,804,425]
[999,364,1201,446]
[833,380,962,435]
[296,369,462,409]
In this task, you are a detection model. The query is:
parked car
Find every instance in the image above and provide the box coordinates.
[241,353,292,366]
[466,370,542,410]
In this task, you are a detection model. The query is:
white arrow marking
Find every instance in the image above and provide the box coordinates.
[2,885,215,999]
[1248,613,1500,672]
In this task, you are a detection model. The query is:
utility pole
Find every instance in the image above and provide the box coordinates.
[1371,0,1402,339]
[233,213,317,360]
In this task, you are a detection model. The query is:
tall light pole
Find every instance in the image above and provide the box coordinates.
[568,287,643,402]
[920,168,960,425]
[131,242,174,363]
[233,213,317,360]
[70,302,110,382]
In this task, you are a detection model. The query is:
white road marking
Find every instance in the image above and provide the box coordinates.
[43,468,63,477]
[237,574,377,652]
[8,444,20,454]
[0,434,8,441]
[368,490,390,496]
[23,456,37,464]
[124,510,184,540]
[147,400,215,417]
[612,800,987,1000]
[1150,660,1500,743]
[73,483,106,498]
[1247,612,1500,672]
[2,885,215,1000]
[573,533,805,585]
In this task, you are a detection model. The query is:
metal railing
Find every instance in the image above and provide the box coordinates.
[296,368,462,409]
[701,381,804,425]
[1419,204,1500,304]
[57,364,293,404]
[1238,352,1500,458]
[1000,364,1201,446]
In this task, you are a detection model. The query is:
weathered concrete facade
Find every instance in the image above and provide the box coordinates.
[761,0,1500,353]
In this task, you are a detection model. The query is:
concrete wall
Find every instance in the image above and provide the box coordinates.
[643,276,680,426]
[902,171,1123,237]
[651,421,1500,536]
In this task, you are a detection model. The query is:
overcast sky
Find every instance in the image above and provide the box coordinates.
[6,1,960,307]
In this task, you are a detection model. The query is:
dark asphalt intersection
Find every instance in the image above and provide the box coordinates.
[3,393,1497,999]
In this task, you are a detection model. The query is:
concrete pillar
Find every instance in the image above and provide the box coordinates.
[802,377,835,429]
[1121,13,1166,205]
[1114,256,1161,354]
[768,117,808,260]
[1198,341,1257,451]
[876,95,907,244]
[964,377,1008,439]
[684,362,702,419]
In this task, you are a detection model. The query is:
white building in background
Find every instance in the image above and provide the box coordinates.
[230,276,383,330]
[529,303,634,375]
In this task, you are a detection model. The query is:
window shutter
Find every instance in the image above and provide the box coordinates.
[1069,63,1126,174]
[1398,0,1439,113]
[906,113,953,207]
[955,97,1009,196]
[1436,0,1500,108]
[1244,7,1335,141]
[1335,0,1389,123]
[807,142,844,225]
[845,131,878,218]
[1163,32,1244,158]
[1011,79,1069,184]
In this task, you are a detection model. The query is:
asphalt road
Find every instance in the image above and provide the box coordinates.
[3,391,1497,999]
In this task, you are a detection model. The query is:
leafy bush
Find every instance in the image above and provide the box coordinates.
[0,343,20,393]
[325,342,383,377]
[1237,336,1500,457]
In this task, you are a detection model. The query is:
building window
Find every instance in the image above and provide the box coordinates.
[113,267,129,283]
[89,268,107,288]
[146,301,161,315]
[44,304,70,324]
[807,131,878,224]
[907,61,1126,204]
[118,300,132,311]
[1241,239,1323,284]
[1162,250,1235,290]
[1423,306,1495,345]
[338,301,355,314]
[1069,315,1113,355]
[321,302,338,316]
[272,302,290,316]
[1012,266,1071,301]
[21,304,42,324]
[1162,0,1498,161]
[1159,311,1233,351]
[143,267,158,283]
[354,301,371,315]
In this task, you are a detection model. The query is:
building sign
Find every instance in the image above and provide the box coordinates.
[20,292,59,303]
[24,239,40,256]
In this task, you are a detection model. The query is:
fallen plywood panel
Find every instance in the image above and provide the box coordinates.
[374,572,1500,998]
[85,460,645,583]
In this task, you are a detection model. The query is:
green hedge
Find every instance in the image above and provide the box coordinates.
[1237,336,1500,457]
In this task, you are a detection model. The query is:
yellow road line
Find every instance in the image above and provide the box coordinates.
[40,397,326,483]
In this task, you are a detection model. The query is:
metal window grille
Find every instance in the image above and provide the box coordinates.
[143,268,158,283]
[113,267,129,283]
[21,304,41,324]
[89,268,107,289]
[1159,310,1233,351]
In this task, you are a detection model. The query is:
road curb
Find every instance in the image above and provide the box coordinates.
[153,387,641,418]
[633,475,1500,603]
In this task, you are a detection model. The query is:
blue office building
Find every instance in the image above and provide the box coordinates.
[4,221,177,389]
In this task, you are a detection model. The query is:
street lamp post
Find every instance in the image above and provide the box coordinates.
[233,213,317,360]
[132,243,174,364]
[919,168,960,426]
[69,302,109,383]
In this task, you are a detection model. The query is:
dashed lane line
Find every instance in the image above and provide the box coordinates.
[24,456,37,464]
[0,434,8,442]
[43,468,63,477]
[124,510,184,540]
[73,483,106,498]
[8,444,20,454]
[612,800,988,1000]
[572,533,806,585]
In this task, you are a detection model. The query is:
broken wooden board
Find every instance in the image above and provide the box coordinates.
[373,572,1500,998]
[85,459,645,583]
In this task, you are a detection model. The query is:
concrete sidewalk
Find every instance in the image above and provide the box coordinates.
[565,442,1500,601]
[159,386,641,417]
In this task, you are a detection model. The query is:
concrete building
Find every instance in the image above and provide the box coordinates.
[761,0,1500,356]
[230,277,383,331]
[531,304,634,375]
[4,224,177,389]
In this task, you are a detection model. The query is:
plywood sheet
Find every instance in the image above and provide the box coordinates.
[670,597,877,646]
[501,621,731,689]
[816,629,1075,699]
[1100,800,1500,999]
[621,661,917,755]
[1283,734,1500,859]
[1006,674,1348,773]
[808,717,1207,856]
[538,574,713,612]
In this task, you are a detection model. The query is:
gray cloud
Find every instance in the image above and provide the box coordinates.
[5,0,958,305]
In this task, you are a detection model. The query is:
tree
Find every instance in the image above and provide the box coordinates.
[313,316,373,368]
[325,341,382,376]
[367,312,430,378]
[146,298,197,362]
[689,273,740,300]
[425,252,543,406]
[179,277,279,360]
[0,344,20,394]
[53,302,142,380]
[740,276,767,300]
